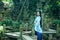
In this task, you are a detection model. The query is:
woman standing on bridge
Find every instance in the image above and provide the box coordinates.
[34,11,42,40]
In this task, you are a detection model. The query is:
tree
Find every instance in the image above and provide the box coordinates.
[45,0,60,19]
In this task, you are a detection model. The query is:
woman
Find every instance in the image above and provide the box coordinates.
[34,11,42,40]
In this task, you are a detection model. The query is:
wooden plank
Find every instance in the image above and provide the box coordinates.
[5,32,33,40]
[22,35,33,40]
[42,29,56,34]
[5,31,32,38]
[5,32,19,38]
[5,29,56,38]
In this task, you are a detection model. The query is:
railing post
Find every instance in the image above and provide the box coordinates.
[56,24,60,40]
[18,24,23,40]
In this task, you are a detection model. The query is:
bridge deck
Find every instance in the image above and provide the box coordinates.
[5,29,56,40]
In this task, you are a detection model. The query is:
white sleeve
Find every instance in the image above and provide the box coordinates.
[35,17,41,26]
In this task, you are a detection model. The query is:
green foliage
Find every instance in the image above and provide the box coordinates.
[0,22,2,26]
[2,19,13,26]
[0,26,3,33]
[43,0,60,19]
[52,20,60,24]
[0,1,4,12]
[12,21,20,27]
[57,1,60,5]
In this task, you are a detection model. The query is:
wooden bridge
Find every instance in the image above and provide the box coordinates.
[5,29,56,40]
